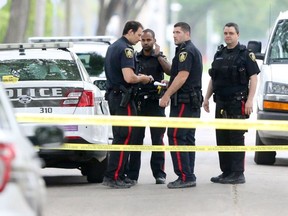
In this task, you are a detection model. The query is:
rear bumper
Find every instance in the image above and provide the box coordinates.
[39,137,107,168]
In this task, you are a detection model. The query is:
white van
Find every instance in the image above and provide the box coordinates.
[248,10,288,165]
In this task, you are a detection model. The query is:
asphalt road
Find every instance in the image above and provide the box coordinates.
[41,113,288,216]
[41,74,288,216]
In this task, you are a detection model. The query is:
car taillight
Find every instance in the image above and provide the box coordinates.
[62,90,94,107]
[0,144,15,192]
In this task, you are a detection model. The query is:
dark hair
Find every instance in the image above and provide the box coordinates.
[174,22,191,34]
[143,29,155,38]
[122,21,143,35]
[224,22,239,34]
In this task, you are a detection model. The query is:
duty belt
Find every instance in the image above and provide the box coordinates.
[214,91,247,101]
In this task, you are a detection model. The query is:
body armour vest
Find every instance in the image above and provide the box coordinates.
[209,44,249,95]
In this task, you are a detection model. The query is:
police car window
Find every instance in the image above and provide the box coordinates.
[0,59,81,81]
[77,53,105,77]
[269,19,288,62]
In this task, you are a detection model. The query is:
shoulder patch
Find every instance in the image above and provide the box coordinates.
[125,48,134,58]
[179,52,188,62]
[249,52,256,62]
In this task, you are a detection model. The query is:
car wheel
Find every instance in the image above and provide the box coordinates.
[83,157,108,183]
[254,131,276,165]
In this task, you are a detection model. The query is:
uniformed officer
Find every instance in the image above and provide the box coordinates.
[125,29,171,184]
[103,21,153,189]
[203,22,260,184]
[159,22,203,189]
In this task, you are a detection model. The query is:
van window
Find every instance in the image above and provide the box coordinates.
[268,19,288,62]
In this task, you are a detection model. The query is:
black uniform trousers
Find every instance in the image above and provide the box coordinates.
[215,99,246,174]
[168,102,200,182]
[126,98,166,181]
[104,91,137,181]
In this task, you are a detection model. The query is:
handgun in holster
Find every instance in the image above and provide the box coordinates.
[120,86,132,107]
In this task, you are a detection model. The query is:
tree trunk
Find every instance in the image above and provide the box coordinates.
[96,0,121,35]
[4,0,31,43]
[33,0,46,36]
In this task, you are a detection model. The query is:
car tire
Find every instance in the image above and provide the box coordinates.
[254,131,276,165]
[83,157,108,183]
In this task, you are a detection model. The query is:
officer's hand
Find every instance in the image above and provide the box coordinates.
[203,99,210,113]
[159,95,170,107]
[161,80,169,88]
[139,74,153,84]
[245,99,253,115]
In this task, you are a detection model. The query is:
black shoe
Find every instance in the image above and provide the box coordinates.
[102,177,132,189]
[123,177,137,186]
[210,173,227,183]
[167,179,196,189]
[155,177,166,184]
[219,172,245,184]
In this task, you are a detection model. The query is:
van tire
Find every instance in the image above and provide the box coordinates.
[254,131,276,165]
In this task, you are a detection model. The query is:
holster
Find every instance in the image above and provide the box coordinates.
[172,91,202,108]
[120,86,132,107]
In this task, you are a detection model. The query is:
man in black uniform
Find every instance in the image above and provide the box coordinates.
[103,21,153,189]
[125,29,171,184]
[203,22,259,184]
[159,22,203,189]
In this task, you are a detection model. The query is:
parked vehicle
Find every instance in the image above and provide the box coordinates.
[0,42,110,182]
[28,36,114,139]
[0,82,64,216]
[248,10,288,164]
[28,36,115,96]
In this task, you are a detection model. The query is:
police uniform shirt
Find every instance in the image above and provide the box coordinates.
[105,36,135,90]
[136,50,165,92]
[170,40,203,92]
[212,43,260,96]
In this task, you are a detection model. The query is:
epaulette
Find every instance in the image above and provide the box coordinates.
[239,44,246,51]
[217,44,225,52]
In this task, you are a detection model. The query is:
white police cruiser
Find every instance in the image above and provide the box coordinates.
[28,36,115,96]
[0,42,110,183]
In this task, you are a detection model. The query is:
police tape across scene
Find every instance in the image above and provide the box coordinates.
[16,113,288,131]
[36,143,288,152]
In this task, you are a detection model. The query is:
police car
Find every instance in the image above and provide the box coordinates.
[0,42,110,183]
[28,36,115,96]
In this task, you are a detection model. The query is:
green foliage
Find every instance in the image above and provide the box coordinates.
[177,0,288,51]
[0,0,11,42]
[45,0,53,36]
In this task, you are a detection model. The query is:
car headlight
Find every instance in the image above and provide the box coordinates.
[263,81,288,111]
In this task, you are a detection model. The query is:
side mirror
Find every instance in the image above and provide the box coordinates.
[30,126,65,147]
[247,41,265,60]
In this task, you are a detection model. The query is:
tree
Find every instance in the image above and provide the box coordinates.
[4,0,31,43]
[96,0,148,36]
[33,0,46,36]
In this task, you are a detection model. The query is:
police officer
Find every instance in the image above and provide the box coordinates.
[103,21,153,189]
[159,22,203,189]
[203,22,259,184]
[125,29,171,184]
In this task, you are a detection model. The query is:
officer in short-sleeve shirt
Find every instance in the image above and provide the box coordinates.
[103,21,152,189]
[159,22,203,189]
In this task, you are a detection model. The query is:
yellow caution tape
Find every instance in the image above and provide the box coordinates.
[36,143,288,152]
[17,113,288,152]
[16,113,288,131]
